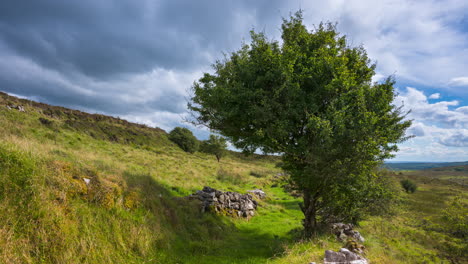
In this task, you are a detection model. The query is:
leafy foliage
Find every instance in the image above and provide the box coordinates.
[200,135,228,162]
[189,11,411,235]
[442,196,468,238]
[169,127,199,153]
[400,179,417,193]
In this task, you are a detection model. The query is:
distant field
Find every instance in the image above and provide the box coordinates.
[384,161,468,171]
[403,165,468,186]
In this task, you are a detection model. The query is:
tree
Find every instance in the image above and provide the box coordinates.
[200,135,228,162]
[189,12,411,237]
[168,127,199,153]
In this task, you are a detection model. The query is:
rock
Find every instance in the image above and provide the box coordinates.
[345,240,366,255]
[8,105,25,112]
[247,189,266,199]
[331,223,365,243]
[324,248,368,264]
[202,186,216,193]
[83,178,91,185]
[189,186,260,219]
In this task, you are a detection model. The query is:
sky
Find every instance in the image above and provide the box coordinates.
[0,0,467,162]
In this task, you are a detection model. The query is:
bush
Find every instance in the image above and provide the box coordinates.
[400,179,417,193]
[38,117,53,126]
[168,127,199,153]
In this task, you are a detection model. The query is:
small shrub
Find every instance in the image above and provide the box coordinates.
[39,117,53,126]
[400,179,417,193]
[168,127,199,153]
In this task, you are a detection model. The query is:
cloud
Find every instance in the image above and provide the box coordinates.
[298,0,468,94]
[448,77,468,87]
[395,87,468,128]
[0,50,199,116]
[0,0,468,160]
[439,131,468,147]
[408,123,425,137]
[393,87,468,161]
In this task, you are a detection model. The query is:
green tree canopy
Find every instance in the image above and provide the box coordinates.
[189,12,411,236]
[168,127,199,153]
[200,135,228,162]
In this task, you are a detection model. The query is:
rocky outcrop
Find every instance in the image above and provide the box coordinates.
[324,248,368,264]
[7,104,25,112]
[190,186,260,218]
[331,223,365,243]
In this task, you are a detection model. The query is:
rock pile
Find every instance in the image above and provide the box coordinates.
[324,248,368,264]
[331,223,365,243]
[7,104,25,112]
[190,186,261,218]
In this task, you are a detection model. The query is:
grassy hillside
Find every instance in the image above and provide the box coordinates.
[0,92,467,263]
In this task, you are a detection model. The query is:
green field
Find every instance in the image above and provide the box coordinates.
[0,92,466,263]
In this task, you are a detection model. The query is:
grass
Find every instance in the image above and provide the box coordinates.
[0,92,467,263]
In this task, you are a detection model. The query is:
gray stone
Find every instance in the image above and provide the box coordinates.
[247,189,266,199]
[331,223,365,243]
[189,186,260,219]
[324,248,368,264]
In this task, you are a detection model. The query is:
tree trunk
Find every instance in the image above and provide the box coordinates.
[301,189,318,238]
[216,155,220,162]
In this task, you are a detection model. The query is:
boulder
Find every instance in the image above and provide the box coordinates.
[247,189,266,199]
[324,248,368,264]
[331,223,365,243]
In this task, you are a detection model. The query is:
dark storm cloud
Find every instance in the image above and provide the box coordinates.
[0,0,289,120]
[0,0,286,79]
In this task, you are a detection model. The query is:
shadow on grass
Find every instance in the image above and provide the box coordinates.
[270,199,301,211]
[123,171,289,264]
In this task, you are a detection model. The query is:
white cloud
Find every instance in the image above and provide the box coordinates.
[428,93,440,99]
[439,131,468,147]
[297,0,468,95]
[392,87,468,161]
[456,106,468,115]
[448,76,468,87]
[395,87,468,128]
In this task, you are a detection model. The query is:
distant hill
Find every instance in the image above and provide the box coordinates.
[384,161,468,171]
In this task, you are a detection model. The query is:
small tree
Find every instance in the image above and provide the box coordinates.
[200,135,228,162]
[189,12,411,236]
[168,127,199,153]
[400,179,417,193]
